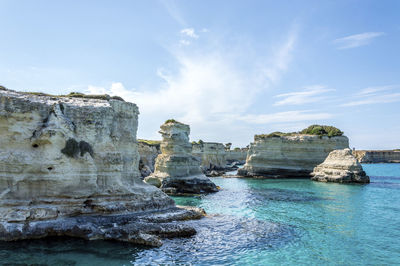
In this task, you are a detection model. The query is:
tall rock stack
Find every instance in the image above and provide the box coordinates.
[0,88,203,246]
[145,120,218,195]
[192,142,227,171]
[311,148,370,183]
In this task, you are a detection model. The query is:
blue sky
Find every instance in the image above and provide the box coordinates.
[1,0,399,149]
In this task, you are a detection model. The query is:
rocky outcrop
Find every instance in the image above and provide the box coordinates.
[238,134,349,178]
[225,148,248,164]
[138,140,161,178]
[353,150,400,163]
[0,89,203,246]
[192,142,227,170]
[145,120,218,195]
[311,149,370,183]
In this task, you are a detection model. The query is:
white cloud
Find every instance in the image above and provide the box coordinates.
[85,27,301,146]
[342,85,400,106]
[274,85,334,106]
[160,0,186,26]
[181,28,199,39]
[334,32,384,49]
[179,39,191,46]
[238,110,333,124]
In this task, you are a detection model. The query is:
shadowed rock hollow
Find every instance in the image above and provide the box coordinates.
[0,89,204,246]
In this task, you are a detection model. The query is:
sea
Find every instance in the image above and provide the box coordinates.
[1,164,399,265]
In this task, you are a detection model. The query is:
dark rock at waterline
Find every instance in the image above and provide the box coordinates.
[0,207,205,247]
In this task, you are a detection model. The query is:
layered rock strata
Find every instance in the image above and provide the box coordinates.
[225,148,248,164]
[145,121,218,195]
[192,142,227,170]
[353,150,400,163]
[311,149,370,183]
[0,89,203,245]
[238,134,349,178]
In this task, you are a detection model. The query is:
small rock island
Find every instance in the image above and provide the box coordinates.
[145,120,218,195]
[238,125,349,178]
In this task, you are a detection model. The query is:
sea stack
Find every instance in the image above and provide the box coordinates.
[238,125,349,178]
[0,88,203,246]
[145,120,218,195]
[311,148,370,183]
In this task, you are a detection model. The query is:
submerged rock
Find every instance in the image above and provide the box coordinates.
[0,89,203,245]
[311,148,370,183]
[145,120,218,195]
[238,132,349,178]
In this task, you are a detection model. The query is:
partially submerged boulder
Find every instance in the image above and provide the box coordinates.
[145,120,218,195]
[0,89,203,246]
[311,148,370,183]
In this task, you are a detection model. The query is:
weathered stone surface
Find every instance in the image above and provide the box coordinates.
[353,150,400,163]
[145,121,218,195]
[192,142,227,171]
[238,134,349,178]
[0,89,203,245]
[311,148,370,183]
[225,148,248,164]
[138,140,161,178]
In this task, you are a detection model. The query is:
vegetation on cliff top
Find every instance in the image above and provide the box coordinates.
[23,91,125,101]
[255,125,344,140]
[138,139,161,146]
[0,87,125,101]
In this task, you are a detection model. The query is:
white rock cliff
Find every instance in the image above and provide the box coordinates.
[0,89,203,245]
[238,134,349,178]
[145,120,218,195]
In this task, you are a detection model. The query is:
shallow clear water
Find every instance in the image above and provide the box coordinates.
[1,164,400,265]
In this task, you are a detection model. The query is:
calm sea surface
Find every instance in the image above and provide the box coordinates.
[1,164,399,265]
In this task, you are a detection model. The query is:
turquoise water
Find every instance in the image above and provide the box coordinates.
[1,164,399,265]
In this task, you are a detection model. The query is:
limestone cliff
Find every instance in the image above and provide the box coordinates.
[353,150,400,163]
[311,149,370,183]
[225,148,248,164]
[145,120,218,195]
[0,89,202,245]
[192,142,227,170]
[238,134,349,178]
[138,140,161,178]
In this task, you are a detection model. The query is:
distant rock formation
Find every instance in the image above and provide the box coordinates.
[225,148,248,164]
[311,149,370,183]
[145,120,218,195]
[192,141,227,171]
[353,150,400,163]
[0,89,203,246]
[238,129,349,178]
[138,140,161,178]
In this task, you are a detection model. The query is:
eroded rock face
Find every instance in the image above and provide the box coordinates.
[353,150,400,163]
[145,121,218,195]
[311,149,370,183]
[0,89,202,245]
[192,142,227,171]
[238,135,349,178]
[138,141,161,178]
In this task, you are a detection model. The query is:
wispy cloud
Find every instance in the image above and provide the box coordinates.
[85,27,300,145]
[179,39,191,46]
[334,32,384,49]
[274,85,334,106]
[238,110,333,124]
[181,28,199,39]
[159,0,186,26]
[342,85,400,106]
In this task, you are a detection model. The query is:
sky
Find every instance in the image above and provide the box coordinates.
[1,0,399,149]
